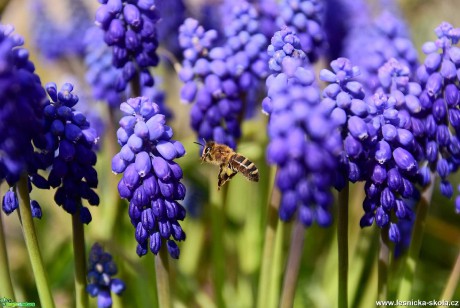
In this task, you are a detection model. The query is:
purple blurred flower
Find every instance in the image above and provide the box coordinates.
[156,0,186,58]
[85,26,125,108]
[265,31,341,227]
[31,0,92,60]
[112,97,186,258]
[277,0,326,62]
[343,10,418,94]
[87,243,125,308]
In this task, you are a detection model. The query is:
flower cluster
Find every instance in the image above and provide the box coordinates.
[179,0,268,149]
[416,22,460,201]
[277,0,326,62]
[95,0,160,91]
[344,11,418,94]
[31,0,92,60]
[87,243,125,308]
[112,97,186,258]
[41,83,99,224]
[320,57,422,241]
[85,26,125,108]
[265,30,341,227]
[248,0,278,41]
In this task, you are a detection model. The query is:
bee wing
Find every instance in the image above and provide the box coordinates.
[217,164,237,190]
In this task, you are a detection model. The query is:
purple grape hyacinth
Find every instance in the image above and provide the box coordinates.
[265,31,341,227]
[41,83,99,224]
[0,24,47,187]
[320,57,422,242]
[85,26,125,108]
[179,1,268,149]
[416,22,460,200]
[31,0,92,60]
[87,243,126,308]
[112,97,186,258]
[95,0,160,91]
[277,0,326,62]
[344,10,418,94]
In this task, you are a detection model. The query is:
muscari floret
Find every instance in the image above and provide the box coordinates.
[87,243,125,308]
[112,97,186,259]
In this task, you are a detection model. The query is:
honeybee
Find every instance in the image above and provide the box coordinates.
[194,140,259,190]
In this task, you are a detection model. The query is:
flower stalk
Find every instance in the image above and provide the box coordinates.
[397,174,435,300]
[72,214,88,308]
[338,183,349,308]
[0,210,15,299]
[155,245,171,308]
[17,175,55,308]
[378,225,390,301]
[280,220,305,308]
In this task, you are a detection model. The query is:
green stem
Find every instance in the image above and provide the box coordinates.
[72,214,88,308]
[98,107,122,241]
[0,210,15,299]
[378,226,390,301]
[280,220,305,308]
[438,249,460,305]
[267,214,285,308]
[210,177,226,308]
[338,183,349,308]
[16,175,55,308]
[256,167,279,308]
[155,246,171,308]
[397,174,435,300]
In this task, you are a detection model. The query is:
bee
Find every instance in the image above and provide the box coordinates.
[194,140,259,190]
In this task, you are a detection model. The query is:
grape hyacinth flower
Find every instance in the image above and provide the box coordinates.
[31,0,92,60]
[85,26,125,108]
[265,31,341,226]
[319,58,368,187]
[262,27,307,114]
[95,0,160,91]
[343,10,418,94]
[156,0,186,58]
[112,97,186,258]
[277,0,326,62]
[416,22,460,200]
[0,24,47,188]
[87,243,125,308]
[179,1,268,149]
[41,83,99,224]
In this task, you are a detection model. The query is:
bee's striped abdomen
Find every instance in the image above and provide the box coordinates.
[229,154,259,182]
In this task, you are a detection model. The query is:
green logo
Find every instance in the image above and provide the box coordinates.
[0,297,35,307]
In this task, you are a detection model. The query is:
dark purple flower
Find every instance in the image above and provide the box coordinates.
[95,0,160,91]
[87,243,125,308]
[42,83,99,224]
[0,24,47,202]
[112,97,186,259]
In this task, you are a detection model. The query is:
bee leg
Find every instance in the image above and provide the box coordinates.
[217,164,237,190]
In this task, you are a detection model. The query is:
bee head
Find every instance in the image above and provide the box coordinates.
[193,139,213,162]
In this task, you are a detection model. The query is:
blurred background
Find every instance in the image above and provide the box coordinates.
[0,0,459,307]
